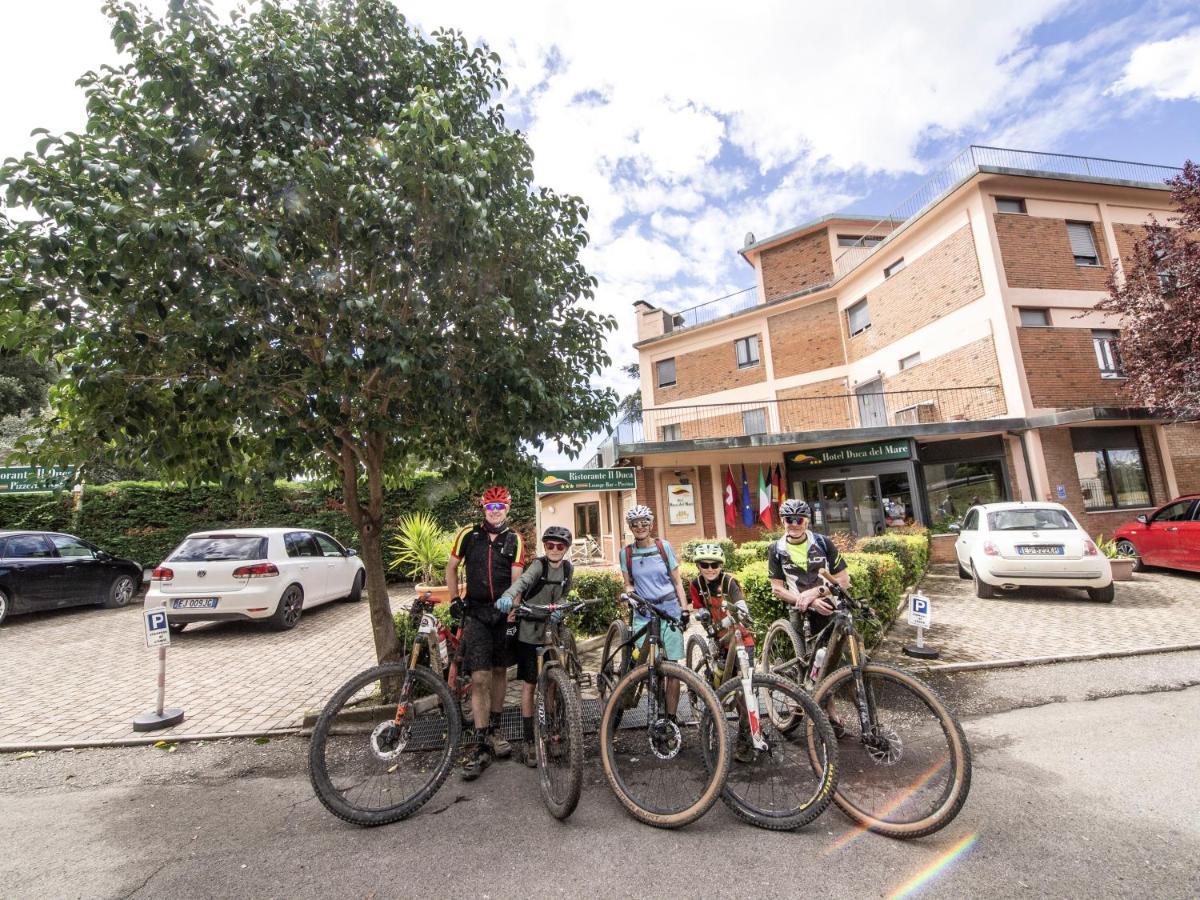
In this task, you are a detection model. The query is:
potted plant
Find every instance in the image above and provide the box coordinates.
[1095,534,1136,582]
[389,512,457,601]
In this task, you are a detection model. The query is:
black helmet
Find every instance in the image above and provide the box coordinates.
[542,525,573,545]
[780,499,811,519]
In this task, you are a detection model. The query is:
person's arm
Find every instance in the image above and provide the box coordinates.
[769,577,802,606]
[619,550,635,594]
[669,565,687,609]
[510,532,526,583]
[498,562,540,610]
[445,553,461,600]
[686,580,702,610]
[727,578,749,614]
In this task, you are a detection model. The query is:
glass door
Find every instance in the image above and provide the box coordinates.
[818,481,851,533]
[848,478,883,536]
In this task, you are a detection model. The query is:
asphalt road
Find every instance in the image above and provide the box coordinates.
[2,651,1198,900]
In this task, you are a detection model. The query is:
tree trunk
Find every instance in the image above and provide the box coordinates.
[359,516,401,663]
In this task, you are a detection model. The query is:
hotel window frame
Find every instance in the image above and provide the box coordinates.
[1067,221,1101,267]
[1019,308,1051,327]
[995,197,1027,214]
[883,257,907,279]
[1092,329,1125,379]
[734,335,760,369]
[655,357,676,388]
[847,298,871,337]
[899,352,921,370]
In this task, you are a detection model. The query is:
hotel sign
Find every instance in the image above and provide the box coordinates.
[0,465,75,493]
[789,440,911,467]
[536,467,637,494]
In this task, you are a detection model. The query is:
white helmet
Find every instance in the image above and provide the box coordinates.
[625,504,653,524]
[692,542,724,564]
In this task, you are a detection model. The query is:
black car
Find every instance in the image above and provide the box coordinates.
[0,531,143,626]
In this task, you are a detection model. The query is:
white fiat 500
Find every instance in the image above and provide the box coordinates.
[953,502,1114,603]
[144,529,366,632]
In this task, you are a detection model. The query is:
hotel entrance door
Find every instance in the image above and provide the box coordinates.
[806,477,884,537]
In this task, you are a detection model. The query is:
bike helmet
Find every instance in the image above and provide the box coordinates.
[779,498,811,519]
[542,525,573,545]
[692,542,724,564]
[625,504,653,524]
[481,485,511,506]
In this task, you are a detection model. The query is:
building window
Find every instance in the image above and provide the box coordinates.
[742,408,767,435]
[837,234,883,248]
[734,335,760,369]
[1092,329,1125,378]
[655,358,676,388]
[899,352,921,370]
[1067,221,1100,266]
[883,258,906,278]
[1071,427,1150,510]
[1019,308,1050,327]
[847,298,871,336]
[996,197,1027,214]
[923,460,1007,529]
[574,502,600,541]
[659,423,681,442]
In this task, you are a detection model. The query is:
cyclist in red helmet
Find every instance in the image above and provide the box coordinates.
[447,486,525,780]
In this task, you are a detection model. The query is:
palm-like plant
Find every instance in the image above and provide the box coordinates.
[389,512,453,586]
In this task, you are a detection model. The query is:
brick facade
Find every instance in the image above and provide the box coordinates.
[1165,423,1200,495]
[1112,223,1147,269]
[768,299,845,377]
[1017,327,1131,408]
[883,337,1007,421]
[760,230,833,301]
[845,225,984,363]
[653,332,766,404]
[1038,425,1166,536]
[994,215,1111,290]
[775,377,853,430]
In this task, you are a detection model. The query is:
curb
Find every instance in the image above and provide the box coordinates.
[0,727,301,754]
[884,641,1200,676]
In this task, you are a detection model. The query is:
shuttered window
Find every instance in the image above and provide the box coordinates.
[655,358,676,388]
[1067,222,1100,266]
[847,298,871,336]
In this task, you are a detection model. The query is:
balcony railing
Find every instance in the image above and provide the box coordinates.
[611,385,1007,447]
[833,145,1182,279]
[666,286,760,332]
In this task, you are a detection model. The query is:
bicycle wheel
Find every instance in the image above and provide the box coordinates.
[685,634,715,687]
[598,619,632,727]
[309,663,461,827]
[599,661,730,829]
[809,663,971,839]
[758,619,806,731]
[536,665,585,819]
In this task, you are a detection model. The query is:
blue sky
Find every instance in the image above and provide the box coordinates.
[3,1,1199,468]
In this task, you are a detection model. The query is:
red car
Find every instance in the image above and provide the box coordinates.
[1113,495,1200,573]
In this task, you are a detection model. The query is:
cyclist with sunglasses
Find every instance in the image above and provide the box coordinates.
[619,505,689,721]
[496,525,575,768]
[447,486,526,780]
[767,499,850,639]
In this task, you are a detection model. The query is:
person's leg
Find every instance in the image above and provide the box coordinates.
[519,644,538,766]
[461,617,494,780]
[662,621,685,718]
[485,621,513,758]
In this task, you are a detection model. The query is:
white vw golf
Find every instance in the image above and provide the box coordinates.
[144,528,366,632]
[953,502,1114,603]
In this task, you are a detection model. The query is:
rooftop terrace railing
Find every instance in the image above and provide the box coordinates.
[665,286,760,332]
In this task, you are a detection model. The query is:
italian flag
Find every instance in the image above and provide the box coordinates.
[758,465,773,528]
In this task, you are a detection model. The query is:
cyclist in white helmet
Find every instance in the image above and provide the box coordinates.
[768,498,850,640]
[619,505,688,721]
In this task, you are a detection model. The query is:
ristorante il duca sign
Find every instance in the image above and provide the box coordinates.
[536,467,637,494]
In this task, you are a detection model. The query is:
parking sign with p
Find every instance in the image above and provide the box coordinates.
[144,608,171,648]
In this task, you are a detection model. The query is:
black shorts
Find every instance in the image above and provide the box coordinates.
[512,640,540,684]
[462,613,516,674]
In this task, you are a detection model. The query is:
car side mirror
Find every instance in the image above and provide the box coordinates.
[1136,514,1148,525]
[96,550,111,561]
[948,524,961,533]
[345,548,358,557]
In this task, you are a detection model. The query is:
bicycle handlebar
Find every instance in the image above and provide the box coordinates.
[515,596,606,621]
[621,591,684,626]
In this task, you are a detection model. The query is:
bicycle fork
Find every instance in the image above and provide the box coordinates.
[736,645,769,751]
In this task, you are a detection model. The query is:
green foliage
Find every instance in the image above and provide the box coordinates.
[1093,534,1129,560]
[0,350,53,419]
[388,511,454,585]
[731,546,760,571]
[856,534,929,584]
[680,537,735,568]
[566,568,625,636]
[678,560,698,585]
[393,599,458,652]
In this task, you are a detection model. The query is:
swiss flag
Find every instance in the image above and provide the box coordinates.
[723,466,737,528]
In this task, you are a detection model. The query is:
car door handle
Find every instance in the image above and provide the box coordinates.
[1167,527,1179,532]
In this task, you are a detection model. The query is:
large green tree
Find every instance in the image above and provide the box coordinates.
[0,0,615,661]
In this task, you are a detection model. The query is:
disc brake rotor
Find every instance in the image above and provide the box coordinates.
[865,723,902,765]
[649,717,682,760]
[370,720,409,761]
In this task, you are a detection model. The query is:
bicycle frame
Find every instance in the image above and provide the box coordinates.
[698,605,767,750]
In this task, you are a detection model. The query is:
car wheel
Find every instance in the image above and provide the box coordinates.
[104,574,138,608]
[972,565,995,599]
[270,584,304,631]
[169,622,188,634]
[1115,540,1143,572]
[1087,583,1115,603]
[0,588,8,627]
[345,570,365,602]
[957,560,970,579]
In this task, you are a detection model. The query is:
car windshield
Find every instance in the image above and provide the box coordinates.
[987,509,1075,531]
[168,536,267,562]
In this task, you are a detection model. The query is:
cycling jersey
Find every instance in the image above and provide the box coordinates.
[687,574,754,648]
[451,524,524,615]
[766,531,847,595]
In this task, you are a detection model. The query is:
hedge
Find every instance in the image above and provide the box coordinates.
[0,476,534,577]
[856,534,929,585]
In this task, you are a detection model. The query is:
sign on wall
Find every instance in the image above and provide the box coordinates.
[0,465,75,493]
[789,440,910,467]
[666,483,696,525]
[536,467,636,494]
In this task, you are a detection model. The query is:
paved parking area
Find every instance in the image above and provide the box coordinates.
[0,589,417,750]
[876,565,1200,667]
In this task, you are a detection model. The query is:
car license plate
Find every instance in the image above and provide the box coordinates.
[172,598,219,609]
[1017,546,1064,556]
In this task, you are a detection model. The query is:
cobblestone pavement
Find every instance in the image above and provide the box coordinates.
[875,564,1200,666]
[0,586,420,750]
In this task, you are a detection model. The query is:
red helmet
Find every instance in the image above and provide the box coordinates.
[481,486,511,506]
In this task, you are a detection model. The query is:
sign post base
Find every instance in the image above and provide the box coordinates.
[132,708,185,732]
[902,644,940,659]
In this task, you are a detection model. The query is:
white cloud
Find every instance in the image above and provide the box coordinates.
[1111,27,1200,100]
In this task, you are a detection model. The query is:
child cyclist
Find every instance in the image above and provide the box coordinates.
[495,525,575,767]
[687,542,757,762]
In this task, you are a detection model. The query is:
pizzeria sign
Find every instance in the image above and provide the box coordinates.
[536,467,637,494]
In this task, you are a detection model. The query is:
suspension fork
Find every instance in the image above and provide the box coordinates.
[845,632,878,735]
[735,644,768,750]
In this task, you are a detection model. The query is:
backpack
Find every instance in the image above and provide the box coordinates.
[525,557,574,602]
[623,539,670,580]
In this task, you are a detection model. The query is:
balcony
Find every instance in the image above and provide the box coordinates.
[611,385,1007,448]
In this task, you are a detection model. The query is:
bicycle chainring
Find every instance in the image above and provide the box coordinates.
[864,723,902,764]
[370,720,409,761]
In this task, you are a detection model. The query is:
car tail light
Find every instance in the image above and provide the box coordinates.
[1084,540,1099,556]
[233,563,280,578]
[151,567,174,581]
[982,541,1000,556]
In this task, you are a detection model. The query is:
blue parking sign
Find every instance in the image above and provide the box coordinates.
[144,607,171,648]
[908,594,931,629]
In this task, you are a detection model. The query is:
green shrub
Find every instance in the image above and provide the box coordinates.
[731,546,761,571]
[736,539,770,559]
[680,537,735,569]
[856,534,929,585]
[566,569,625,636]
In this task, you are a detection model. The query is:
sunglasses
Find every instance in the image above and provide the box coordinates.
[783,515,808,525]
[543,540,568,551]
[630,520,652,529]
[483,502,508,512]
[697,562,722,570]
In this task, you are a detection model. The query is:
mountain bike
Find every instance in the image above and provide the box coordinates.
[308,594,463,826]
[514,596,604,820]
[759,571,972,838]
[686,599,838,831]
[597,592,730,829]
